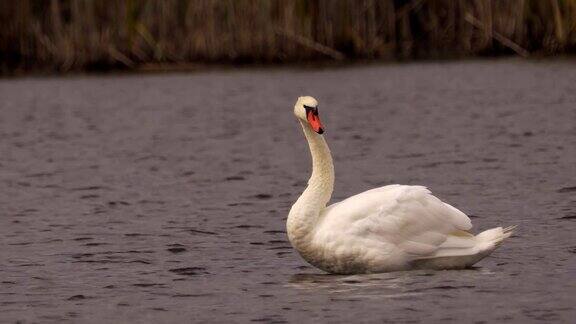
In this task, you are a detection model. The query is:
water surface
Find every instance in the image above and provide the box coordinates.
[1,60,575,323]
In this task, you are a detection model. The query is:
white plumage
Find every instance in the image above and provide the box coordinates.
[287,96,514,274]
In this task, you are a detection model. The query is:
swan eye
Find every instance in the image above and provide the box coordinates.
[303,105,318,113]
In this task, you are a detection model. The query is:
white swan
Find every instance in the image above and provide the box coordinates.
[287,96,514,274]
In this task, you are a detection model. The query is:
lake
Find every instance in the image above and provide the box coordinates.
[0,59,575,323]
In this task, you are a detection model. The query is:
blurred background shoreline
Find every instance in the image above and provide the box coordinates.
[2,0,576,76]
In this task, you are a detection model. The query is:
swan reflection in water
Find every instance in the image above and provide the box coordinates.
[287,268,495,299]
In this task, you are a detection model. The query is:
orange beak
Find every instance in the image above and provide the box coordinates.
[306,108,324,134]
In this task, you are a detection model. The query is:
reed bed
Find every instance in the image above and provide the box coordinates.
[2,0,576,74]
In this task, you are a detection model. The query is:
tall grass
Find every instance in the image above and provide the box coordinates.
[2,0,576,74]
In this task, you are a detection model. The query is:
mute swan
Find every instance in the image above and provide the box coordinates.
[287,96,514,274]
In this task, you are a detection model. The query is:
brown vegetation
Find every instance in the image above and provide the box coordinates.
[2,0,576,74]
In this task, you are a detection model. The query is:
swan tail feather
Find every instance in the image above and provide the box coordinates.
[412,226,516,269]
[475,225,516,250]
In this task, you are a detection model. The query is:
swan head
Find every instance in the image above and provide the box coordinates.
[294,96,324,134]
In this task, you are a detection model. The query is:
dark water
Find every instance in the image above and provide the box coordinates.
[1,60,575,323]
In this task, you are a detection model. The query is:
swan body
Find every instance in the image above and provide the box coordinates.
[287,96,514,274]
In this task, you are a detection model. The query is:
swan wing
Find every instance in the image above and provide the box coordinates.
[320,185,472,258]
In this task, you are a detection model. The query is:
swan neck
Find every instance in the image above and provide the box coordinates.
[301,121,334,203]
[287,121,335,249]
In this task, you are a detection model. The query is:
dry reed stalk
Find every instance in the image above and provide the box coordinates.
[465,14,530,58]
[275,27,345,60]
